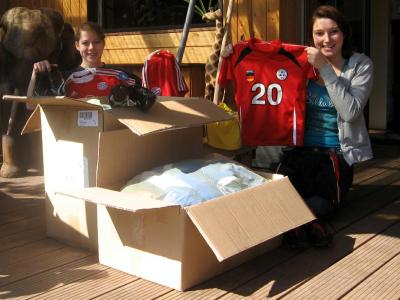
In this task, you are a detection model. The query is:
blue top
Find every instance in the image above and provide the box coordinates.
[303,80,340,149]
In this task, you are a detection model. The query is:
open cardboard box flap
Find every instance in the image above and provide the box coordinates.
[2,95,98,108]
[3,95,232,136]
[107,97,232,135]
[57,187,179,212]
[59,176,315,262]
[186,177,315,261]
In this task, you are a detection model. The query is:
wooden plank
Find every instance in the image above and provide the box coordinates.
[96,278,172,300]
[0,216,45,237]
[230,0,239,44]
[343,253,400,300]
[0,228,46,252]
[69,0,80,28]
[252,0,267,40]
[0,239,65,268]
[62,0,72,27]
[102,47,211,65]
[237,0,252,40]
[0,255,105,300]
[105,30,215,50]
[0,175,44,201]
[181,67,191,97]
[54,0,63,14]
[32,268,138,299]
[280,222,400,299]
[188,65,205,97]
[266,0,279,40]
[0,205,43,226]
[0,198,41,214]
[279,0,301,43]
[333,164,400,231]
[0,247,92,286]
[353,156,400,185]
[79,0,87,24]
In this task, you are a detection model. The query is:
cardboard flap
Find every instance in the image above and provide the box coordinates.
[109,97,232,136]
[57,187,179,212]
[21,106,41,134]
[2,95,100,109]
[186,177,315,262]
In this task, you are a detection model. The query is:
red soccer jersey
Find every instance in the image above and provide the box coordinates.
[142,50,188,97]
[218,38,318,146]
[65,67,137,98]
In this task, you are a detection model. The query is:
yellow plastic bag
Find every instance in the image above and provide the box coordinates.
[205,102,241,150]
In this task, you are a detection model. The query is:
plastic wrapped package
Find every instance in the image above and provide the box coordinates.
[121,156,267,207]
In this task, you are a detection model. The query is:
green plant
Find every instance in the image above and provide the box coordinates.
[183,0,219,18]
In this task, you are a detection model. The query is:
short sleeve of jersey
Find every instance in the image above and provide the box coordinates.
[218,55,233,87]
[218,41,249,87]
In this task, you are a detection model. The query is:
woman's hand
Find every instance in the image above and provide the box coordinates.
[305,47,329,69]
[33,60,56,73]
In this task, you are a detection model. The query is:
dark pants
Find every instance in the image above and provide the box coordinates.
[276,148,353,219]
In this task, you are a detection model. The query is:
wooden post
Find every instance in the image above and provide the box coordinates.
[212,0,234,104]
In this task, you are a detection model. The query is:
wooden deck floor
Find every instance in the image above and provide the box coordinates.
[1,143,400,299]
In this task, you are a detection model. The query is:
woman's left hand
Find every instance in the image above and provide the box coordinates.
[305,47,329,69]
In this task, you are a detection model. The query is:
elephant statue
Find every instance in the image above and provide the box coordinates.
[0,6,81,178]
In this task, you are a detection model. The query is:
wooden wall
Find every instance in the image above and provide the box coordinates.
[5,0,87,26]
[227,0,301,44]
[2,0,301,97]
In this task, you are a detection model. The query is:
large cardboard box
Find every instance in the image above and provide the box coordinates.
[4,95,232,250]
[61,173,314,291]
[4,95,315,291]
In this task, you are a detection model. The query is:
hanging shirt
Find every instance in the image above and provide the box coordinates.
[303,80,340,148]
[64,66,139,98]
[218,38,318,146]
[142,50,188,97]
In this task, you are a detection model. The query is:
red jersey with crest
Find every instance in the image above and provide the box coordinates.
[218,38,318,146]
[65,67,137,98]
[142,50,188,97]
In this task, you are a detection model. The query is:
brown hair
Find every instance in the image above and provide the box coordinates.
[75,21,105,42]
[310,5,354,58]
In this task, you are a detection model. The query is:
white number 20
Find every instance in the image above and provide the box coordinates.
[251,83,283,105]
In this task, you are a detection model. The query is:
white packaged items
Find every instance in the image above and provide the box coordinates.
[121,156,267,206]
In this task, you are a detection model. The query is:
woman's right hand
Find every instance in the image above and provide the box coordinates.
[33,60,56,73]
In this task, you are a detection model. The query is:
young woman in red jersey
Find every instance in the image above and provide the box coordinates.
[32,22,141,99]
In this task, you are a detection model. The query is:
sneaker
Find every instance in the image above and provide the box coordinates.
[282,226,309,249]
[305,221,333,248]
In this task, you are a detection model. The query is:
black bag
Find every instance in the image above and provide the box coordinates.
[108,84,156,112]
[34,68,65,96]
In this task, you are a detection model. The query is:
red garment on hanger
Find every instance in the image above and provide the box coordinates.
[218,38,318,147]
[142,50,188,97]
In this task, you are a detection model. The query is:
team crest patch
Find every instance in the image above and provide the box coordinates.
[118,72,129,81]
[276,69,288,80]
[246,70,255,82]
[97,82,108,90]
[151,87,161,95]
